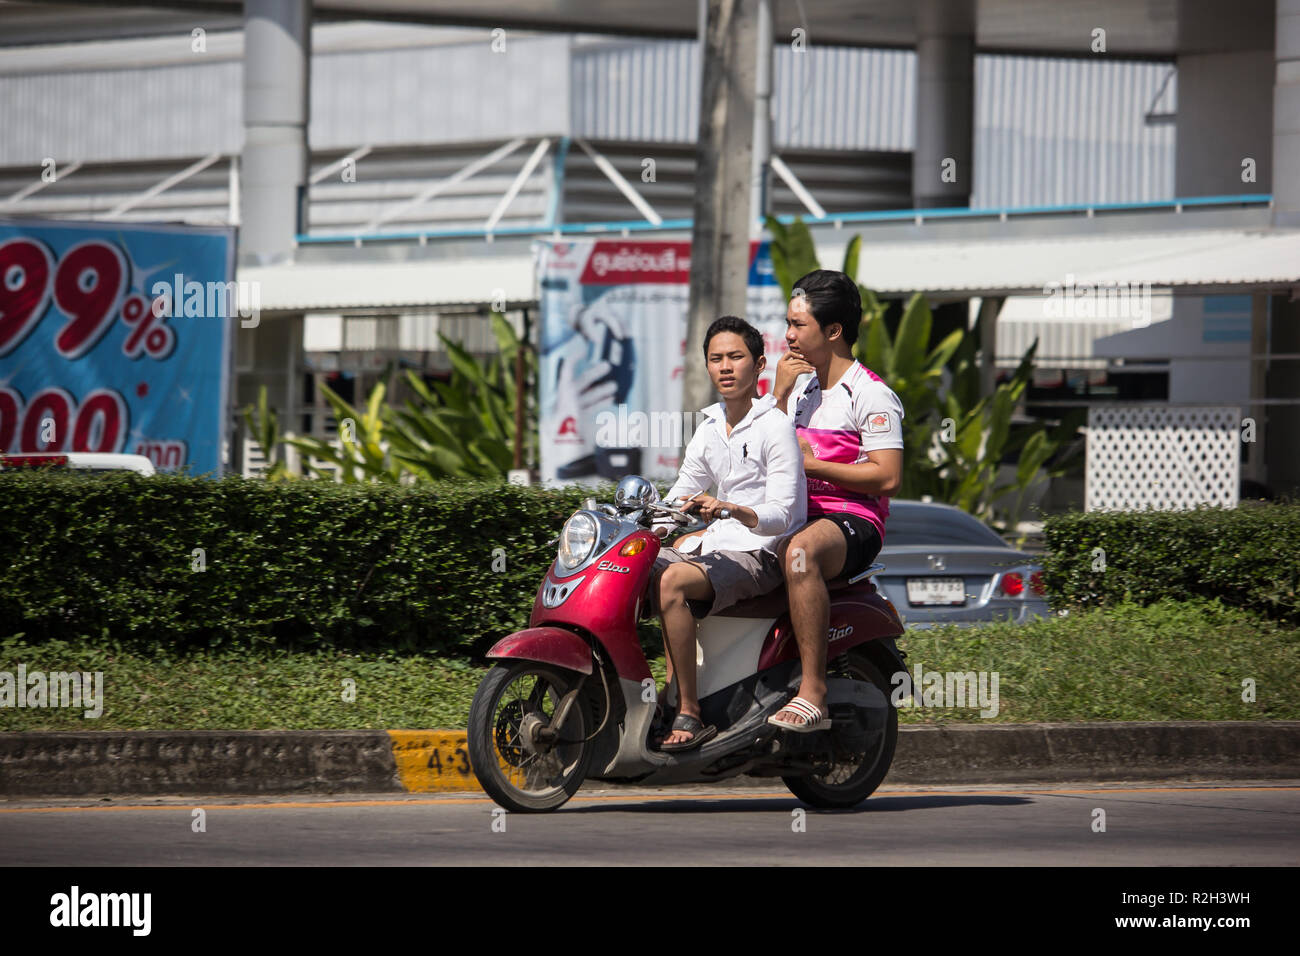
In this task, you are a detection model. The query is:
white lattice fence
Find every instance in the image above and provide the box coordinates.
[1086,406,1240,512]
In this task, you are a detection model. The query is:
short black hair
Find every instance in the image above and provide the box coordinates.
[791,270,862,347]
[703,315,764,362]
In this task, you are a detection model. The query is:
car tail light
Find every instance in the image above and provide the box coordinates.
[1029,570,1046,596]
[999,572,1025,597]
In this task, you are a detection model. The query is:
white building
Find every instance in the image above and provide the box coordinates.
[2,1,1296,503]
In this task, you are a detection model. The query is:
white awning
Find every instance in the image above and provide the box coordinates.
[843,228,1300,297]
[238,255,537,313]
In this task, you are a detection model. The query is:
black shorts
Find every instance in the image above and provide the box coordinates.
[814,513,882,581]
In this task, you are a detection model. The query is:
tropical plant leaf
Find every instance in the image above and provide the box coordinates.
[892,293,932,381]
[841,233,861,284]
[1016,429,1055,487]
[767,215,820,299]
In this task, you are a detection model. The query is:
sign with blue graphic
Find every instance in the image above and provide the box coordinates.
[537,239,787,483]
[0,219,236,475]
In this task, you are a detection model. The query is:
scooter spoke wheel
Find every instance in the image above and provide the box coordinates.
[783,649,897,809]
[468,661,594,813]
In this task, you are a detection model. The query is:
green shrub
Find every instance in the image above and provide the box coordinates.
[1042,505,1300,624]
[0,471,604,654]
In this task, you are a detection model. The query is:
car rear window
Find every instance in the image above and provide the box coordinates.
[885,510,1008,548]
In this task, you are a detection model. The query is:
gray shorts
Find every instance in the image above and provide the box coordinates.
[652,546,784,618]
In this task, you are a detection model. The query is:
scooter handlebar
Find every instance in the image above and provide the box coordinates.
[645,500,709,535]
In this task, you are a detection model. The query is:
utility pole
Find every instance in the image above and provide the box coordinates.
[684,0,758,418]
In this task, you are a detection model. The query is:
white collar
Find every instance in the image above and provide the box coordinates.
[701,392,776,430]
[805,361,863,396]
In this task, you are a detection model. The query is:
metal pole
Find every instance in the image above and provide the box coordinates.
[751,0,773,231]
[514,309,527,471]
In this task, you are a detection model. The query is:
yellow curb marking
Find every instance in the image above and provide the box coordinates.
[386,730,482,793]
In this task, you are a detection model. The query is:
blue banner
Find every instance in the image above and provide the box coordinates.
[0,219,235,475]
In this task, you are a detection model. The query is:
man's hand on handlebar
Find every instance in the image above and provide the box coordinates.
[648,497,708,537]
[679,493,732,522]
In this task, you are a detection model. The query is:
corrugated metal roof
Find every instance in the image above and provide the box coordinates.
[973,56,1175,208]
[240,256,537,312]
[848,230,1300,295]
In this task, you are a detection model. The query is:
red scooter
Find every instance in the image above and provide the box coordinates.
[467,475,906,812]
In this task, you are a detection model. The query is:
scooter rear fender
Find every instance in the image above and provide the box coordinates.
[486,626,593,676]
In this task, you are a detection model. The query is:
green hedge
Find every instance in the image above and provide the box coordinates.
[1042,505,1300,624]
[6,474,1296,654]
[0,472,604,654]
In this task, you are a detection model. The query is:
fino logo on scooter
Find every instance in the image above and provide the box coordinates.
[596,560,630,573]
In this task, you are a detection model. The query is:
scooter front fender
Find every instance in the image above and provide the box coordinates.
[486,626,594,676]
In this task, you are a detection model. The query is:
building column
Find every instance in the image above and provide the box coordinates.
[684,0,758,415]
[1274,0,1300,225]
[240,0,311,266]
[912,0,974,209]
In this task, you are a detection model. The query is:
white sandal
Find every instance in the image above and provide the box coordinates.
[767,696,831,733]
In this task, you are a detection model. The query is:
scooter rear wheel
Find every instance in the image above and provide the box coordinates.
[468,660,594,813]
[782,649,897,809]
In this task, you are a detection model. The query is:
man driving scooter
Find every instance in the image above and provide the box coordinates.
[650,316,806,751]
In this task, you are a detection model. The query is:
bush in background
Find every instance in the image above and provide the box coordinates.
[5,473,1296,656]
[0,472,597,655]
[1042,505,1300,624]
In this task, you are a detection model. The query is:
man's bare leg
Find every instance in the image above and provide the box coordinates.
[657,561,716,746]
[774,520,848,725]
[655,530,705,692]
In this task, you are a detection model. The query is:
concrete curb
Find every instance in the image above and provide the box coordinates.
[888,721,1300,784]
[1,722,1297,796]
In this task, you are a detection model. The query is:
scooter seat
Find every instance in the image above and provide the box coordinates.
[714,576,873,619]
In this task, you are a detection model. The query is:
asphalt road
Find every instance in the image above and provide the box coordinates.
[2,781,1297,866]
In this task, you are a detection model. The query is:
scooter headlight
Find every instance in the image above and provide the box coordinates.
[558,512,598,569]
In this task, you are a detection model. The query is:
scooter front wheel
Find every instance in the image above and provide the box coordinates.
[468,660,594,813]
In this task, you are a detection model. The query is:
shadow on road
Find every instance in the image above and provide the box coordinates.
[563,794,1034,814]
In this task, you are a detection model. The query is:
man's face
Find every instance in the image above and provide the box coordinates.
[705,331,763,398]
[785,294,835,364]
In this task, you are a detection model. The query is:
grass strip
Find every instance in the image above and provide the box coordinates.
[1,599,1294,730]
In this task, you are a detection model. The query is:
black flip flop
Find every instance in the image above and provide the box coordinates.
[659,713,717,752]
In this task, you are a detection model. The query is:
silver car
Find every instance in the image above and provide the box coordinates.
[875,500,1049,628]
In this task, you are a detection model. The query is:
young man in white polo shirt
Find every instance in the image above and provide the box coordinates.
[651,316,807,751]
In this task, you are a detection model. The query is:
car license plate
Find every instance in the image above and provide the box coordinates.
[906,577,966,606]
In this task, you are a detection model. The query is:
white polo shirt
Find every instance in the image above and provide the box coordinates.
[661,393,807,555]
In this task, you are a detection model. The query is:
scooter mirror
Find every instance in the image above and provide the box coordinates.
[614,475,659,511]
